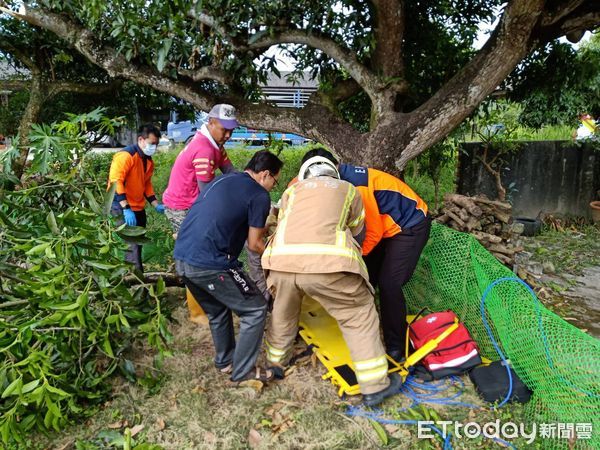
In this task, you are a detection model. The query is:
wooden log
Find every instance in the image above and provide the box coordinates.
[444,193,483,217]
[465,216,482,232]
[493,252,513,266]
[472,196,512,211]
[472,231,503,244]
[446,210,466,229]
[487,244,523,256]
[435,213,450,224]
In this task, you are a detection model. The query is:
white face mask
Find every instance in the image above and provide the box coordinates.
[142,143,157,156]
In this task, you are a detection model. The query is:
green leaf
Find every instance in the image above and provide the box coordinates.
[21,379,40,394]
[0,209,18,230]
[116,232,151,244]
[76,293,89,308]
[156,277,165,296]
[369,419,389,446]
[84,189,102,215]
[2,377,22,398]
[156,38,172,72]
[117,226,147,237]
[26,242,51,255]
[102,337,114,358]
[49,301,80,311]
[45,384,69,397]
[47,210,60,235]
[104,182,117,216]
[85,260,118,270]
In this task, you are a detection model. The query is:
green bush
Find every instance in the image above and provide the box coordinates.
[0,114,171,447]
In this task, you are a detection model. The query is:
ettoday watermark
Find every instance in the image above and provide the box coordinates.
[418,420,593,444]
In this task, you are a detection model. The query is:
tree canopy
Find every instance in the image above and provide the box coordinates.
[1,0,598,173]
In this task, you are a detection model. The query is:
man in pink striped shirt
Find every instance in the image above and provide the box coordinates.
[163,104,237,236]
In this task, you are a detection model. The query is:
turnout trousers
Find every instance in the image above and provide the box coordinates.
[265,271,389,395]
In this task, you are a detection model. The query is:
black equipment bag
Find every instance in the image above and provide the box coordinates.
[469,361,532,404]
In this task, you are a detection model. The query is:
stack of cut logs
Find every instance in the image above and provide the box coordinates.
[435,193,523,266]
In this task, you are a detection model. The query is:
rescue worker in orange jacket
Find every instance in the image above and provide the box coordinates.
[108,124,165,271]
[262,156,401,406]
[299,148,432,362]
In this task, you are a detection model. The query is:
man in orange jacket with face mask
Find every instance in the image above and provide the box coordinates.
[298,148,432,362]
[108,124,164,271]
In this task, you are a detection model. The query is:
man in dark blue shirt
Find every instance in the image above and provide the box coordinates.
[175,150,283,383]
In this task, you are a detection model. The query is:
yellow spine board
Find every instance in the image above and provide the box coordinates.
[299,297,407,397]
[299,298,459,397]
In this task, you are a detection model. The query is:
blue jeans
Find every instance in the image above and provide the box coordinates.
[176,260,268,381]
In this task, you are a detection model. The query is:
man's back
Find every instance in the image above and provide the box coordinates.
[263,176,367,279]
[174,172,270,270]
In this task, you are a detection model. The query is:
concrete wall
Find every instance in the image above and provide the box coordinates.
[457,141,600,219]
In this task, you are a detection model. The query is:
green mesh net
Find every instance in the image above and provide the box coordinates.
[404,222,600,449]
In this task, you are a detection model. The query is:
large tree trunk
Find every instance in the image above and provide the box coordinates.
[12,75,45,181]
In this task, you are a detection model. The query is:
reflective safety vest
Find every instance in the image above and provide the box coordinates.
[261,176,368,282]
[108,145,156,211]
[339,164,428,256]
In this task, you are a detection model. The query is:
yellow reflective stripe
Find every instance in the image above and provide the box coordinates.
[356,367,388,383]
[275,185,297,246]
[336,186,353,244]
[263,244,368,273]
[354,356,387,371]
[265,341,286,356]
[348,207,365,228]
[265,341,286,363]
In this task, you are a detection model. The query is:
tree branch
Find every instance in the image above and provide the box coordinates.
[0,34,40,75]
[177,66,233,85]
[396,0,548,170]
[249,30,380,99]
[371,0,405,81]
[237,100,365,163]
[48,79,122,97]
[186,8,381,103]
[1,4,218,111]
[316,78,362,112]
[0,80,30,91]
[540,0,586,27]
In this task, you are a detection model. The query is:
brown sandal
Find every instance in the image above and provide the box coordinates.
[235,366,274,383]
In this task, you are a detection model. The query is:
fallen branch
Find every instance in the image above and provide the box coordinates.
[123,272,184,287]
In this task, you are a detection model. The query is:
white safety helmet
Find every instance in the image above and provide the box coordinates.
[298,156,340,181]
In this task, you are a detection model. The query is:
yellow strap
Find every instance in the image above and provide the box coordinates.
[404,318,460,369]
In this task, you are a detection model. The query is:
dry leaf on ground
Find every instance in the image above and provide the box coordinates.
[248,428,262,448]
[239,379,264,392]
[155,418,166,431]
[130,424,145,437]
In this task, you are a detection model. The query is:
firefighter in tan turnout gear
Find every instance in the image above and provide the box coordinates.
[261,156,401,406]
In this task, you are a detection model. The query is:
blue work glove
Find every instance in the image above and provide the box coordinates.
[123,208,137,226]
[155,203,165,214]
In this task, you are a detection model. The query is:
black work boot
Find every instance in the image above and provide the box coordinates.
[362,373,402,407]
[387,349,405,364]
